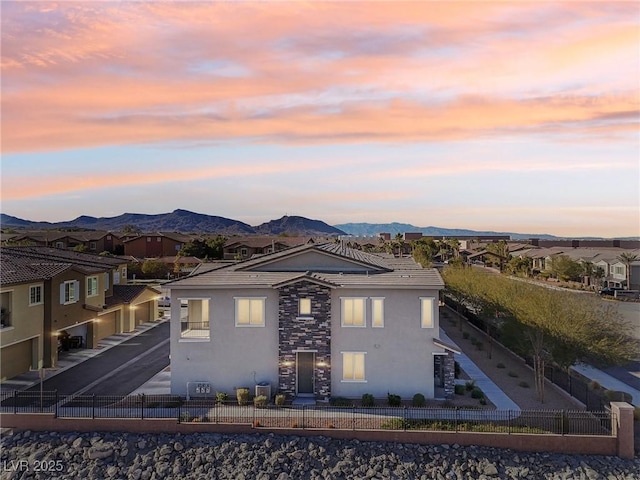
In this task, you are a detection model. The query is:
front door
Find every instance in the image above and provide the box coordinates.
[297,352,315,395]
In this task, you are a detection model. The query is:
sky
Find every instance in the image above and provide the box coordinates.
[1,1,639,238]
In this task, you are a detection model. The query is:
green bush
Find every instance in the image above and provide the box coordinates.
[236,387,250,406]
[589,381,601,390]
[412,393,426,407]
[216,392,228,404]
[329,397,353,407]
[465,380,476,391]
[604,390,633,403]
[275,394,286,406]
[508,371,519,378]
[496,363,506,369]
[361,393,375,407]
[387,393,402,407]
[380,418,408,430]
[253,395,268,407]
[475,341,483,351]
[470,387,484,399]
[454,384,465,395]
[518,381,530,388]
[479,398,487,405]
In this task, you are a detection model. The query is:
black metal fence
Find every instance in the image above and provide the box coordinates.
[0,391,614,436]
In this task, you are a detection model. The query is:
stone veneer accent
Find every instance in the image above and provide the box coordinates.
[443,352,456,399]
[278,280,331,400]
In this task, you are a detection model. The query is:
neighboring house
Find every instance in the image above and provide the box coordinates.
[168,243,458,402]
[123,232,193,258]
[0,247,159,380]
[629,261,640,291]
[223,236,314,260]
[4,230,123,254]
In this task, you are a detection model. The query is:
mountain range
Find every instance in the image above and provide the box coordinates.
[0,210,346,237]
[0,209,612,240]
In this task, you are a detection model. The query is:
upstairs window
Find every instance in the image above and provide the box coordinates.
[180,298,210,340]
[60,280,79,305]
[371,298,384,327]
[235,297,265,326]
[421,297,435,328]
[299,298,312,316]
[29,285,43,306]
[342,298,366,327]
[87,277,98,297]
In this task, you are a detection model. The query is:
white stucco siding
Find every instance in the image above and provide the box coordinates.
[330,287,440,399]
[170,287,279,397]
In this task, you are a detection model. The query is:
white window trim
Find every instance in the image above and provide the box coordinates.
[86,276,99,297]
[371,297,384,328]
[340,351,367,383]
[420,297,436,329]
[28,284,43,306]
[234,297,266,327]
[61,280,79,305]
[341,297,367,328]
[178,297,211,341]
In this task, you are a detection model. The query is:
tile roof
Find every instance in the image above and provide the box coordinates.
[0,250,71,285]
[169,243,443,289]
[105,284,160,307]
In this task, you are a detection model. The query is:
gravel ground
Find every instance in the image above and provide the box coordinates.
[1,430,639,480]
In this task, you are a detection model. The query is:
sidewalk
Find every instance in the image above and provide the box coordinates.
[0,318,168,393]
[572,363,640,407]
[439,329,520,411]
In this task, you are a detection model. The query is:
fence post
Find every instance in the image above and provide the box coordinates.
[92,394,96,420]
[508,410,511,435]
[55,390,58,418]
[560,410,564,436]
[352,405,356,431]
[455,407,458,433]
[141,394,145,420]
[403,406,407,431]
[302,405,306,430]
[253,402,256,427]
[13,391,18,414]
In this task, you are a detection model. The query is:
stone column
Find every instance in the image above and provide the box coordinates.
[610,402,635,459]
[443,352,456,399]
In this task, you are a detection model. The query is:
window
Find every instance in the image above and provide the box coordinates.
[147,237,151,242]
[421,297,435,328]
[371,298,384,327]
[299,298,311,316]
[342,352,366,381]
[180,298,210,340]
[157,237,161,242]
[342,298,365,327]
[86,277,98,297]
[241,248,248,257]
[235,298,265,326]
[104,272,110,290]
[1,291,13,328]
[107,235,112,240]
[89,242,97,251]
[55,242,64,248]
[60,280,79,304]
[29,285,43,306]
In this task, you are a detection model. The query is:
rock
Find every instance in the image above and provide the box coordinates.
[483,463,498,476]
[174,442,184,451]
[106,466,119,477]
[87,444,113,460]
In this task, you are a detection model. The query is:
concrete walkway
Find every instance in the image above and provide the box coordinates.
[572,363,640,407]
[0,318,168,393]
[439,329,520,411]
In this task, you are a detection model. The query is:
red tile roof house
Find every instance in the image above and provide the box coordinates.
[123,232,194,258]
[0,247,160,380]
[167,242,458,403]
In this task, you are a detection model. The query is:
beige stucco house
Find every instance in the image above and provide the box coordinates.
[168,243,457,402]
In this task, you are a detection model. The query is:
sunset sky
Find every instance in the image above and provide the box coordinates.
[1,1,639,237]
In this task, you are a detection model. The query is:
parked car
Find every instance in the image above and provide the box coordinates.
[158,296,171,307]
[599,287,623,296]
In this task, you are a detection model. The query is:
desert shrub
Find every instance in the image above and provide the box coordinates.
[496,363,506,369]
[508,371,519,378]
[387,393,402,407]
[470,337,478,345]
[518,381,530,388]
[589,381,601,390]
[634,408,640,421]
[462,331,470,339]
[454,384,465,395]
[216,392,228,404]
[275,394,286,406]
[475,341,483,351]
[479,398,487,405]
[465,380,476,391]
[361,393,375,407]
[236,387,250,406]
[380,418,408,430]
[442,400,455,408]
[412,393,426,407]
[470,387,484,399]
[253,395,268,407]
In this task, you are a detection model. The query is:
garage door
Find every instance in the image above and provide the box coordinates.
[135,302,150,326]
[96,311,117,340]
[1,340,32,381]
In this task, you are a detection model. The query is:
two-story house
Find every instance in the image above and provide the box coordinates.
[123,232,193,258]
[1,247,160,379]
[222,236,314,260]
[168,243,457,402]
